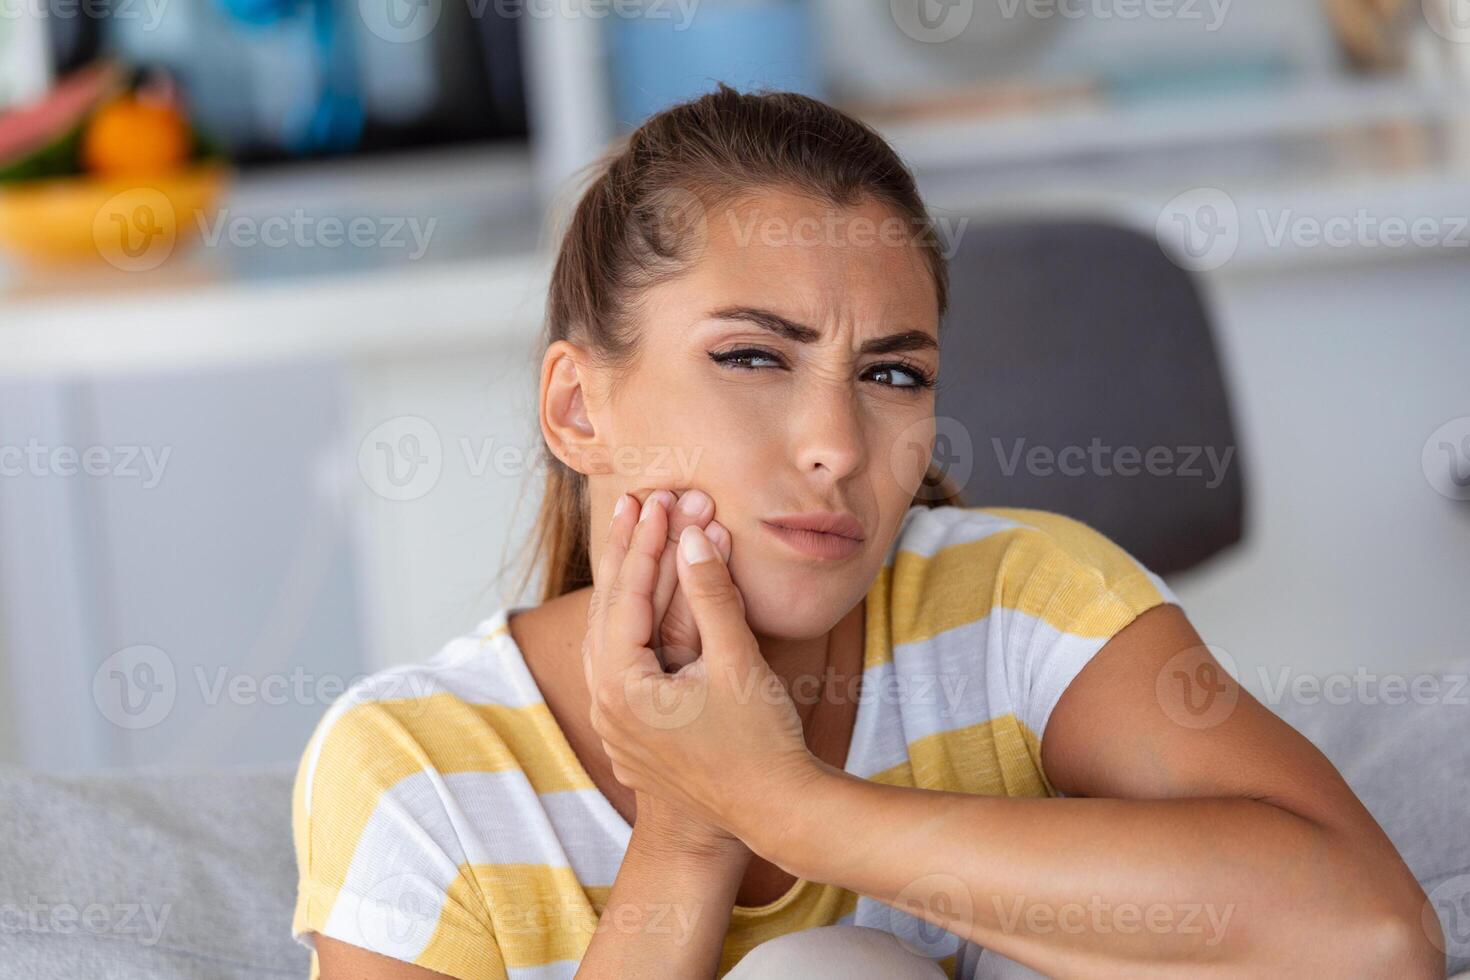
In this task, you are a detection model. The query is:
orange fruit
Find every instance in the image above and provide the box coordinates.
[81,95,192,176]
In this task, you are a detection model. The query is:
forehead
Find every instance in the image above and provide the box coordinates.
[662,185,941,333]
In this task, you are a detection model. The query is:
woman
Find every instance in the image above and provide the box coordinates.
[291,85,1443,979]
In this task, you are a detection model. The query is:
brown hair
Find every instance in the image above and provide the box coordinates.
[507,83,964,605]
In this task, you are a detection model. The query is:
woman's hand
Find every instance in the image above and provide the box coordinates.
[640,489,731,672]
[582,489,821,848]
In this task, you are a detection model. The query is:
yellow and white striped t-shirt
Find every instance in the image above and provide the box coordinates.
[291,505,1179,980]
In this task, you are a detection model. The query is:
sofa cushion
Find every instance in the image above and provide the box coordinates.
[1270,664,1470,974]
[0,764,306,979]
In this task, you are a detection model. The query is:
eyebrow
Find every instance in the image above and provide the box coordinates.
[705,306,939,356]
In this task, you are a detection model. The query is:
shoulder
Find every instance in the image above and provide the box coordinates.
[291,616,525,976]
[887,505,1178,635]
[291,613,536,829]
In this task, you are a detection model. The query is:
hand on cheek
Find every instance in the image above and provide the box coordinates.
[584,489,812,843]
[627,488,732,671]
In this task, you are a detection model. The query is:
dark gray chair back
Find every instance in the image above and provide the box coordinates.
[934,220,1244,574]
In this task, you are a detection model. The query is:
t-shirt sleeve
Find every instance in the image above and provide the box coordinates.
[291,692,508,980]
[984,508,1181,770]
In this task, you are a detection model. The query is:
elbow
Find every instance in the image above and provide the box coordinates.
[1344,901,1446,979]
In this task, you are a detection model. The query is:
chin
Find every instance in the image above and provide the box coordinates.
[729,558,855,641]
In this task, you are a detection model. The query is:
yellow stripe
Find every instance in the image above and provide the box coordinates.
[866,714,1052,799]
[867,507,1166,666]
[295,695,594,949]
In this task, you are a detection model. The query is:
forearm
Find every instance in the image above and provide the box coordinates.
[574,828,748,980]
[740,762,1440,978]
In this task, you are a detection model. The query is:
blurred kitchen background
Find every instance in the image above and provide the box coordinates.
[2,0,1468,770]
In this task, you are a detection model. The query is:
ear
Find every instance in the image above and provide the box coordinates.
[540,340,611,475]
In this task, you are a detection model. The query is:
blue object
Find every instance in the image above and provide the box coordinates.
[214,0,364,154]
[605,0,824,128]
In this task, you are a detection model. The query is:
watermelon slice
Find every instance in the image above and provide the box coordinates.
[0,61,125,183]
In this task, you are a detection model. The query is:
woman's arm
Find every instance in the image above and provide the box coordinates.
[735,604,1444,978]
[575,814,751,979]
[314,813,750,980]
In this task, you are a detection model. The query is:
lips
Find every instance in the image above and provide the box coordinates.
[760,511,866,561]
[762,512,865,540]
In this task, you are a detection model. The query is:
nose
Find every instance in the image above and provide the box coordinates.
[789,379,867,485]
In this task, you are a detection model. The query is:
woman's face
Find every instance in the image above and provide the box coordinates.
[584,186,940,640]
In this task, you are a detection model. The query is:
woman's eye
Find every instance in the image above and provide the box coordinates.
[709,349,936,391]
[865,362,937,391]
[709,348,785,371]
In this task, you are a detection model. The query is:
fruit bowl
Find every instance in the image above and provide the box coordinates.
[0,162,228,267]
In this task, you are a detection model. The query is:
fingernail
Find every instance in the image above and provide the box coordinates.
[680,524,716,564]
[639,492,660,524]
[612,494,628,522]
[677,489,710,517]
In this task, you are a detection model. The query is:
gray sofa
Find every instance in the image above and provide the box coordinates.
[1,668,1467,979]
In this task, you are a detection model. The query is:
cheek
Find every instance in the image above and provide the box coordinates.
[873,413,936,500]
[611,389,772,493]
